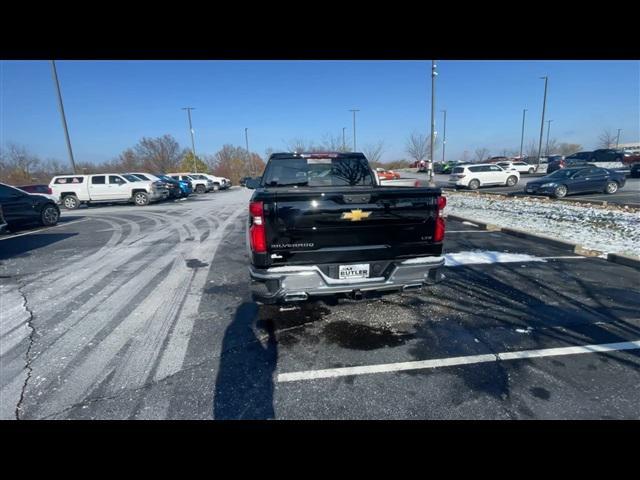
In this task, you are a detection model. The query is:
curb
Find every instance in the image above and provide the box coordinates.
[445,213,640,267]
[607,252,640,269]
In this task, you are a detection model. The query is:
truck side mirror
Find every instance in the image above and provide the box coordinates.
[245,177,261,189]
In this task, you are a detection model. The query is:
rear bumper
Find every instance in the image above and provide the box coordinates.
[249,256,445,304]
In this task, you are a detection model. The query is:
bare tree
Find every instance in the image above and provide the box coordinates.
[284,137,320,152]
[405,132,429,163]
[319,132,350,152]
[2,143,41,176]
[598,129,617,148]
[556,143,582,156]
[525,140,540,158]
[474,148,490,162]
[133,135,185,172]
[362,141,385,164]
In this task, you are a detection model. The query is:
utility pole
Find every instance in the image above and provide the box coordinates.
[429,60,437,186]
[349,109,360,151]
[519,108,527,160]
[245,127,251,176]
[545,119,553,156]
[182,107,197,173]
[616,129,622,148]
[50,60,77,174]
[441,109,447,164]
[536,76,548,170]
[342,127,346,151]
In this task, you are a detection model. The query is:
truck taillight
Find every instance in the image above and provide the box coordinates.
[249,201,267,253]
[434,217,445,242]
[47,187,53,195]
[434,195,446,242]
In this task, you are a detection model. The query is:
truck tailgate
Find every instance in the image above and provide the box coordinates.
[265,187,442,266]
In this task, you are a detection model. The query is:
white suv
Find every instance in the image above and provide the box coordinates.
[200,174,230,190]
[448,163,520,190]
[167,173,213,194]
[496,161,536,175]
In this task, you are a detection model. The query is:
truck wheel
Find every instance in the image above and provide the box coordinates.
[468,179,480,190]
[213,183,220,191]
[133,191,149,206]
[506,175,518,187]
[528,168,535,174]
[553,185,568,198]
[195,185,206,194]
[62,195,79,210]
[604,181,618,194]
[40,205,60,226]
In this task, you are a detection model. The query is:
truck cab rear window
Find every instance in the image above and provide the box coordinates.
[262,156,374,187]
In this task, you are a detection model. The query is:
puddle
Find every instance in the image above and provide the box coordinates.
[185,258,208,268]
[322,321,415,350]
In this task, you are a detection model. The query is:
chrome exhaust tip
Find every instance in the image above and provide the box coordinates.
[283,292,308,302]
[402,283,423,292]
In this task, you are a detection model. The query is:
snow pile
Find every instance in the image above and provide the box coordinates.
[444,251,547,266]
[445,192,640,257]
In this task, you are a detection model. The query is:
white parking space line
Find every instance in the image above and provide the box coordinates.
[0,218,89,241]
[277,340,640,383]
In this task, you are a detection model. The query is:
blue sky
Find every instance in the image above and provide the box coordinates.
[1,60,638,164]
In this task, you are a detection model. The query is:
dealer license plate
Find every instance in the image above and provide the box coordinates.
[339,264,370,280]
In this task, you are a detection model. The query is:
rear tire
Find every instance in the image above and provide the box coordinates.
[468,179,480,190]
[133,191,149,206]
[195,184,206,194]
[553,185,568,198]
[528,168,535,174]
[506,175,518,187]
[40,205,60,226]
[605,181,618,194]
[62,195,79,210]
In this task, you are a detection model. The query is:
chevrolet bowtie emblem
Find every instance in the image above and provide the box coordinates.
[341,209,371,221]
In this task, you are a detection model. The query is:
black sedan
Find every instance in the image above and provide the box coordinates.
[0,182,60,229]
[631,163,640,178]
[524,167,626,199]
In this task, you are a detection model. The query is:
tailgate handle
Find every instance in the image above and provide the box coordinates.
[343,194,371,204]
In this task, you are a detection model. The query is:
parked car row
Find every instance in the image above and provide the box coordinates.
[47,171,231,210]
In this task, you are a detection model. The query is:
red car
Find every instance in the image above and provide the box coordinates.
[375,168,401,180]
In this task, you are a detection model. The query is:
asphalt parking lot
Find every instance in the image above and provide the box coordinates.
[406,172,640,207]
[1,187,639,419]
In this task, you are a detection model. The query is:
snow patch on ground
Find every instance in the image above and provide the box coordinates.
[444,251,546,266]
[446,192,640,257]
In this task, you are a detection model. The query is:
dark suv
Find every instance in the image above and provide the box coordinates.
[589,149,626,163]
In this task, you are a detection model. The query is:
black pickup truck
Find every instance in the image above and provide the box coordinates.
[245,152,446,304]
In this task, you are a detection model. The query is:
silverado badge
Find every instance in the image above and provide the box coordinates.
[341,209,371,222]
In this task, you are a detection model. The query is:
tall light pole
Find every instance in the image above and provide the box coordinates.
[429,60,437,186]
[616,129,622,148]
[519,108,527,160]
[182,107,197,173]
[50,60,77,174]
[441,109,447,164]
[349,109,360,151]
[245,127,251,176]
[342,127,346,151]
[545,119,553,156]
[536,76,549,169]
